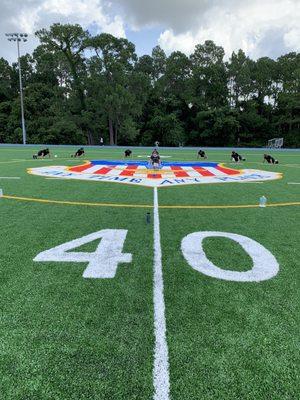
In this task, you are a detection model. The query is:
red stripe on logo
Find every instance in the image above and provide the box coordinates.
[193,167,215,176]
[170,166,183,171]
[174,171,189,177]
[93,167,114,175]
[170,166,189,177]
[125,165,139,170]
[120,165,139,176]
[120,170,135,176]
[69,163,92,173]
[148,173,162,179]
[215,166,239,175]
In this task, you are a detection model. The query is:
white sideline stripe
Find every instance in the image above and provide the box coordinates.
[288,182,300,185]
[153,187,170,400]
[0,176,21,179]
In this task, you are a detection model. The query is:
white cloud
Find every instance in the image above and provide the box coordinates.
[158,30,195,54]
[112,0,212,32]
[0,0,125,63]
[113,0,299,59]
[284,28,300,51]
[157,0,300,58]
[40,0,125,37]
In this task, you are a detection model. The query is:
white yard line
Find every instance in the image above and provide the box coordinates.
[153,187,170,400]
[287,182,300,185]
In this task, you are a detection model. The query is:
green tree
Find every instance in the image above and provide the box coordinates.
[190,40,228,109]
[0,58,13,102]
[36,23,91,142]
[88,33,142,145]
[227,50,254,106]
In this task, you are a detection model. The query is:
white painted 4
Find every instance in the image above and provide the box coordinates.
[181,231,279,282]
[34,229,132,278]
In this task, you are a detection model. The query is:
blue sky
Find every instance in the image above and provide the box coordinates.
[126,26,163,56]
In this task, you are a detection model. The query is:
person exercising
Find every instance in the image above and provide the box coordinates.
[197,149,207,159]
[263,154,278,164]
[71,147,85,158]
[231,151,245,162]
[124,149,132,158]
[33,148,50,159]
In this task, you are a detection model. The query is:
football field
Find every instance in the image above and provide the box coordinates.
[0,146,299,399]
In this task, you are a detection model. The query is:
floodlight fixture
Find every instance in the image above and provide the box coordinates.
[5,32,29,145]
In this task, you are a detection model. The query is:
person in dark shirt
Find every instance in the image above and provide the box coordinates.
[197,150,207,159]
[150,150,161,169]
[124,149,132,158]
[72,148,85,158]
[231,151,245,162]
[33,148,50,159]
[263,154,278,164]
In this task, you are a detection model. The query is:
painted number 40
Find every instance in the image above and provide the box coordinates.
[34,229,279,282]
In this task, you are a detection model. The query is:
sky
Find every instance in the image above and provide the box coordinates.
[0,0,299,63]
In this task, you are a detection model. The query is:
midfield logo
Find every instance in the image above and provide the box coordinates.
[28,160,282,187]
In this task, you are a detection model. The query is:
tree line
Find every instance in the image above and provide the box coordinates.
[0,23,299,147]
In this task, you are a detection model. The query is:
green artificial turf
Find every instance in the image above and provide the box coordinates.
[0,146,299,399]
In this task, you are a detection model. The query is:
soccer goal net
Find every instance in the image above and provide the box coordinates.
[267,138,283,149]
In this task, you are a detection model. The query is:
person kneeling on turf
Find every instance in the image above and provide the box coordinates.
[71,147,85,158]
[263,154,278,164]
[124,149,132,158]
[150,149,161,169]
[197,149,207,159]
[231,151,245,162]
[33,148,50,159]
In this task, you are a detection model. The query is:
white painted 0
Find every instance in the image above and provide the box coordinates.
[181,231,279,282]
[34,229,132,278]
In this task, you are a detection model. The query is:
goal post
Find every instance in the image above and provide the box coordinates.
[267,138,283,149]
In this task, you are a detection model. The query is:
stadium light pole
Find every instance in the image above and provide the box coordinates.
[5,33,28,145]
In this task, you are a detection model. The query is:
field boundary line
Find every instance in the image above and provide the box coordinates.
[2,195,300,209]
[1,195,152,208]
[153,187,170,400]
[159,202,300,209]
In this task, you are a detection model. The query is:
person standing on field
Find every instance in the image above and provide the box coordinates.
[100,137,104,146]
